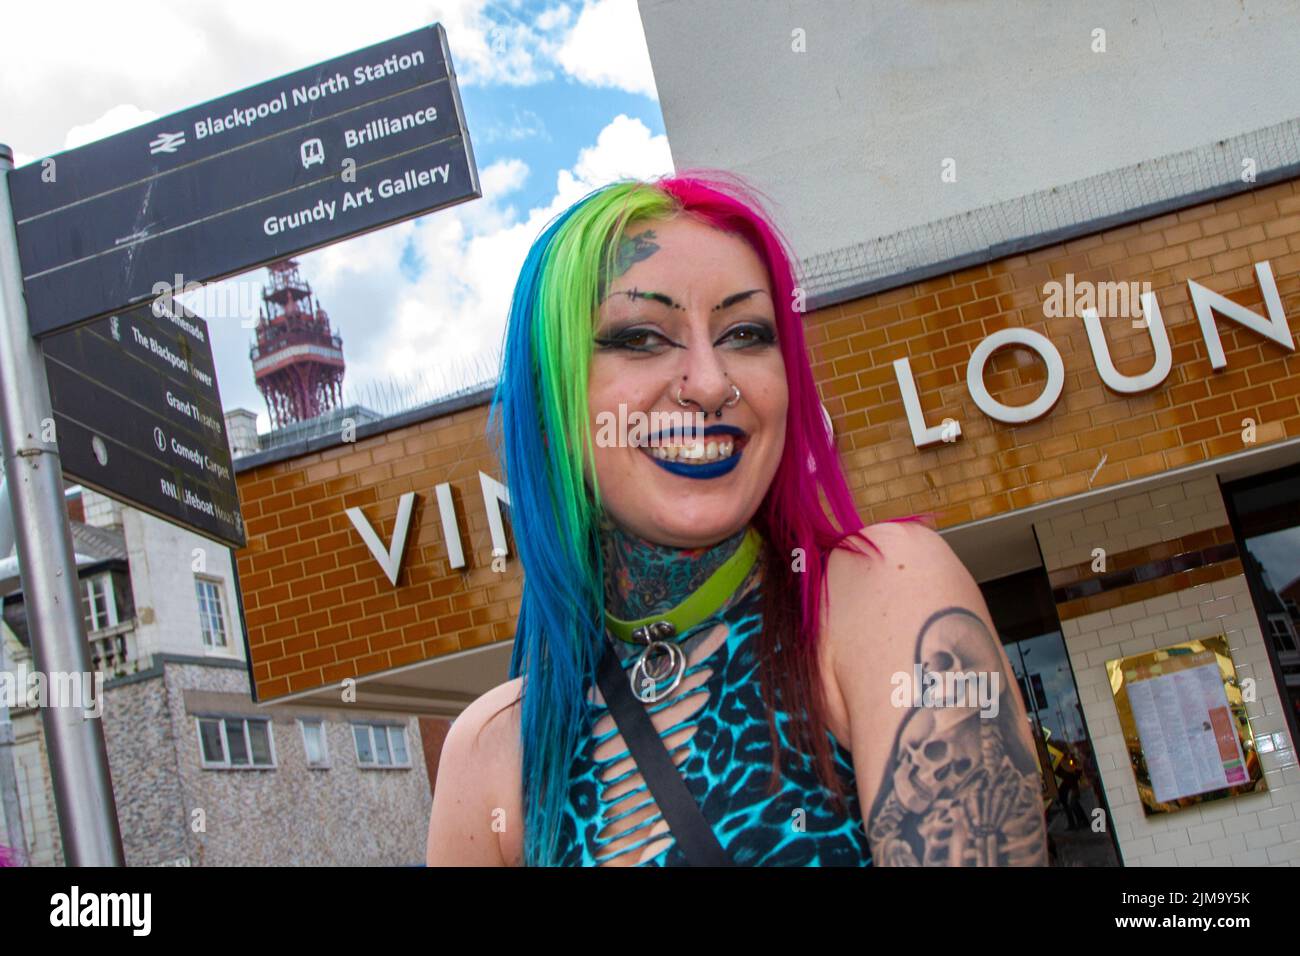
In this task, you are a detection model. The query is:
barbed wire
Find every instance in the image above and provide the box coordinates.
[257,346,500,449]
[800,116,1300,299]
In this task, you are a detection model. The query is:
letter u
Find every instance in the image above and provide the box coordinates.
[1080,292,1172,394]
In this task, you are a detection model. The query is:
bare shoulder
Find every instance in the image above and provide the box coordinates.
[828,515,994,691]
[826,519,962,594]
[824,519,973,656]
[425,676,524,866]
[820,521,949,736]
[824,520,1048,865]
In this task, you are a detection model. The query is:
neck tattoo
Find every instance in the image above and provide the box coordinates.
[599,520,753,623]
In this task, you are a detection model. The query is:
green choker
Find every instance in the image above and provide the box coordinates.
[603,527,762,703]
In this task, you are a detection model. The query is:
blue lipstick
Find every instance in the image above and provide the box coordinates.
[642,424,745,480]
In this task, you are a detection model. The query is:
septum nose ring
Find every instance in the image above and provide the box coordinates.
[676,384,740,418]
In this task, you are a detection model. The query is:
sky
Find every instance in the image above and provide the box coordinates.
[1,0,674,434]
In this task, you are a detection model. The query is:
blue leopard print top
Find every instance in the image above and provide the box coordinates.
[553,572,873,866]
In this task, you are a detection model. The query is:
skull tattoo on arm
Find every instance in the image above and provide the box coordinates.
[866,607,1048,866]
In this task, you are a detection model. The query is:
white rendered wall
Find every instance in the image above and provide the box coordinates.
[638,0,1300,265]
[121,506,245,662]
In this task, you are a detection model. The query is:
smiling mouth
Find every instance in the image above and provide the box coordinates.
[634,425,748,467]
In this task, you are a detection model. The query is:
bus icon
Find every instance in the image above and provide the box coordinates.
[300,138,325,169]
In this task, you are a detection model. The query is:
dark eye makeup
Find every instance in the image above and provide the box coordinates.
[593,321,777,353]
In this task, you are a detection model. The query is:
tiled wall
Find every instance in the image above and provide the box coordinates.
[236,403,520,700]
[235,177,1300,703]
[1036,476,1299,866]
[808,178,1300,523]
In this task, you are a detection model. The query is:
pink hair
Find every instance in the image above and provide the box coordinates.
[657,169,936,800]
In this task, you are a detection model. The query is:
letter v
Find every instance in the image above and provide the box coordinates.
[346,492,416,586]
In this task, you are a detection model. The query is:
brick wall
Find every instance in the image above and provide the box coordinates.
[808,177,1300,524]
[236,404,519,700]
[235,178,1300,703]
[64,484,85,524]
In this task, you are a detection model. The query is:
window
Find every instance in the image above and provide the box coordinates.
[1267,616,1297,653]
[195,578,228,648]
[300,719,329,768]
[82,572,118,632]
[196,717,275,769]
[352,723,410,768]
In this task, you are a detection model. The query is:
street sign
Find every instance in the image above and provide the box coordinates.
[40,302,245,549]
[8,22,479,338]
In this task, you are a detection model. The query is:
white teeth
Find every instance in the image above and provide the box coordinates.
[644,438,741,464]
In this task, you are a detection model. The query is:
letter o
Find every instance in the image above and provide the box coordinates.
[966,328,1064,424]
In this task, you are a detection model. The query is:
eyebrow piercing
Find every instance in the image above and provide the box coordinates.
[623,288,683,310]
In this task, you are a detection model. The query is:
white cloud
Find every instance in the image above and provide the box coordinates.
[476,108,550,145]
[434,0,558,87]
[536,4,574,31]
[2,0,657,160]
[362,115,671,384]
[555,0,658,97]
[64,104,159,150]
[559,113,673,194]
[207,117,671,429]
[213,115,672,426]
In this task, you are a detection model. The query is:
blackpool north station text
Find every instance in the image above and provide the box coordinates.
[193,50,427,141]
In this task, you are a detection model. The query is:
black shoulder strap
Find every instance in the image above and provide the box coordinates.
[595,639,735,867]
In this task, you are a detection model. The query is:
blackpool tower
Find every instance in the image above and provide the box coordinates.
[250,259,345,429]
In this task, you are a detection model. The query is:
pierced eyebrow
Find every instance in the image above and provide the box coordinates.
[628,289,681,309]
[711,289,767,312]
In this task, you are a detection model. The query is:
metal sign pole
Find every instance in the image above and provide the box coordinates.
[0,467,26,862]
[0,144,124,865]
[0,600,30,863]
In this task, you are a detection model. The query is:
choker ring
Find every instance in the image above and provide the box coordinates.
[604,527,762,704]
[628,621,687,703]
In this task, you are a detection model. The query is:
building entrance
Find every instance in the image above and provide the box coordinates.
[981,567,1122,866]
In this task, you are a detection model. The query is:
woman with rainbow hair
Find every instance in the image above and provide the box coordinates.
[426,170,1048,867]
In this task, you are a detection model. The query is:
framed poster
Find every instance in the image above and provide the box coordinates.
[1106,631,1267,816]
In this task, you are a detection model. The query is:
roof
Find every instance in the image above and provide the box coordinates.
[0,520,128,599]
[234,383,496,473]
